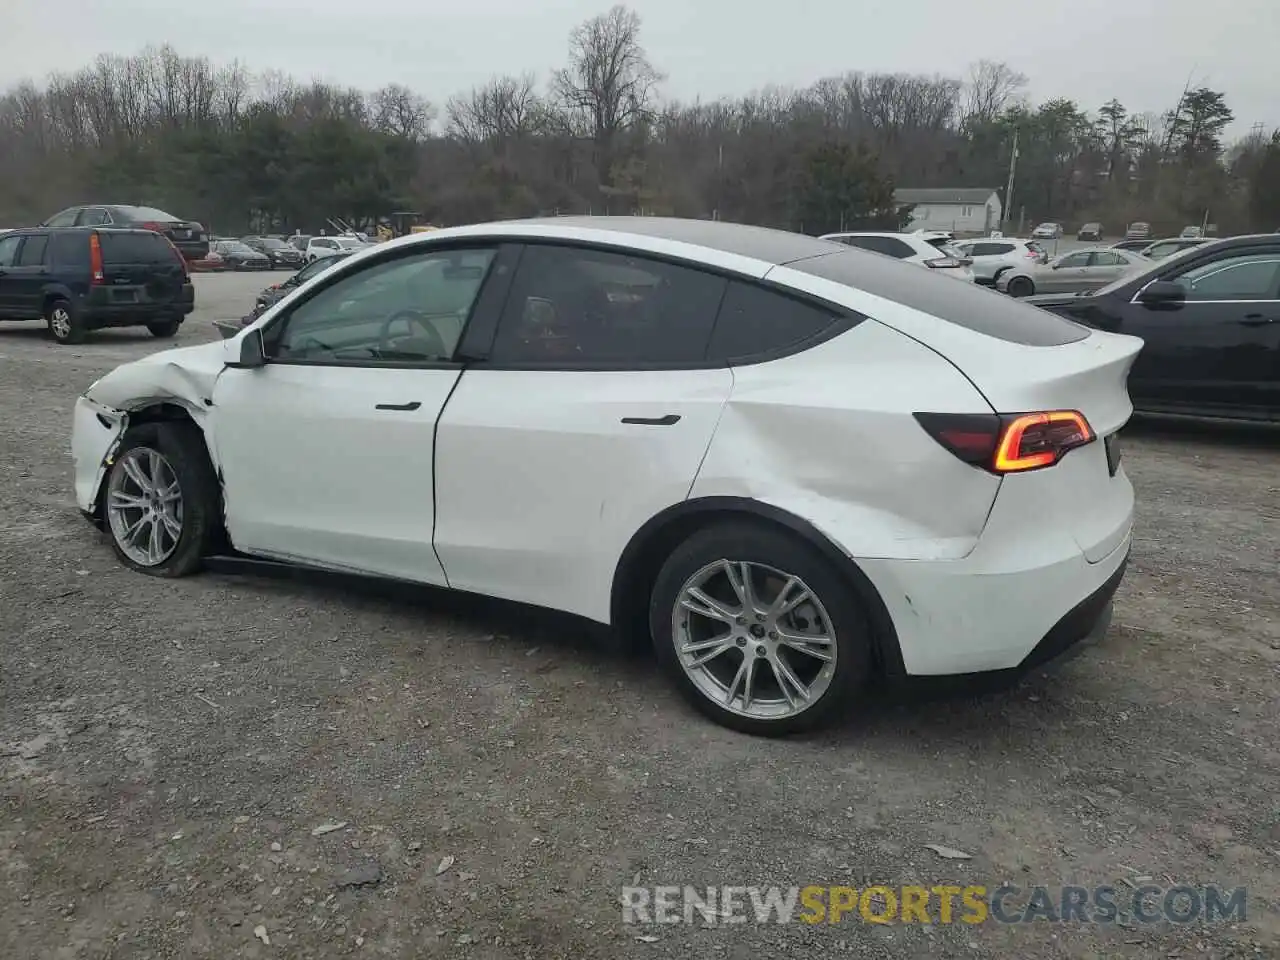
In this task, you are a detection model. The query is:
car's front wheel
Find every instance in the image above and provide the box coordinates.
[103,422,220,577]
[650,522,873,736]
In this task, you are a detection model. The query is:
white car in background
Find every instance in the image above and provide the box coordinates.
[70,216,1137,737]
[819,231,975,282]
[953,237,1049,287]
[305,235,367,262]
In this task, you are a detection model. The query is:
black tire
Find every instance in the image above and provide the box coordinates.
[102,421,220,578]
[1007,276,1035,298]
[649,521,873,737]
[147,319,180,338]
[45,298,85,344]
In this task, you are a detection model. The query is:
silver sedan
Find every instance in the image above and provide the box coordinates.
[996,246,1148,297]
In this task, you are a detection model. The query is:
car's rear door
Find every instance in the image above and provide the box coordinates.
[431,241,735,623]
[210,242,509,583]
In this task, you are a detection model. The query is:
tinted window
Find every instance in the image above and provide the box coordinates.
[970,242,1013,257]
[44,209,80,228]
[50,232,89,266]
[16,235,48,266]
[78,208,109,226]
[296,254,348,282]
[0,235,21,267]
[268,248,496,363]
[490,244,726,364]
[100,232,177,264]
[840,236,915,259]
[1173,254,1280,300]
[790,249,1091,347]
[707,281,841,361]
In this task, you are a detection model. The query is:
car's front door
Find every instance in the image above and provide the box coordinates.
[0,234,24,317]
[1124,249,1280,412]
[1041,251,1092,292]
[431,242,736,623]
[209,242,508,582]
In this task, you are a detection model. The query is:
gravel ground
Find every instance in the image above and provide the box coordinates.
[2,273,1278,960]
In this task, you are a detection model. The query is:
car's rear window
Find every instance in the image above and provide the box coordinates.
[789,249,1091,346]
[120,206,179,222]
[100,231,179,264]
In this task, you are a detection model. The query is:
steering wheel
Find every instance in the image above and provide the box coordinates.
[378,309,449,358]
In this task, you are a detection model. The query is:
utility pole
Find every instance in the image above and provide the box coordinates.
[1002,127,1019,234]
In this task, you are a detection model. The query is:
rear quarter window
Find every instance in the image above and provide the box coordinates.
[50,233,89,266]
[706,280,846,362]
[790,249,1091,347]
[100,232,179,264]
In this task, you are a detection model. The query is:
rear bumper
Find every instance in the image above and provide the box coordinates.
[174,240,210,261]
[80,284,195,327]
[856,520,1132,677]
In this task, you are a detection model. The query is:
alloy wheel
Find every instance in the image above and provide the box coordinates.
[106,446,184,566]
[672,559,837,720]
[49,307,72,340]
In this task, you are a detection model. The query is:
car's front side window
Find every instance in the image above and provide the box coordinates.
[489,244,727,365]
[1173,254,1280,301]
[1058,253,1089,268]
[266,247,497,364]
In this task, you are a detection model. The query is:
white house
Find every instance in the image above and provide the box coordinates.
[895,188,1002,235]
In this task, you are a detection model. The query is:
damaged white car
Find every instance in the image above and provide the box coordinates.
[71,217,1140,736]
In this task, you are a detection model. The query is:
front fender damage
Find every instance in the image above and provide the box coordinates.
[74,343,230,516]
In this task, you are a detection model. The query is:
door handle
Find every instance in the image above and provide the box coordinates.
[621,414,681,426]
[1238,315,1276,327]
[375,401,421,411]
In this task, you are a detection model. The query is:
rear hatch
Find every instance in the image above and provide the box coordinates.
[97,231,188,305]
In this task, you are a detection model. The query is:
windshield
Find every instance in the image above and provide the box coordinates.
[260,238,290,250]
[335,237,364,249]
[219,241,256,255]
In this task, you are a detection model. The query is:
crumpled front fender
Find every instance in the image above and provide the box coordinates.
[73,340,234,514]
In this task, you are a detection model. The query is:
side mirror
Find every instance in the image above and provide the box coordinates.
[225,327,267,368]
[1137,280,1186,306]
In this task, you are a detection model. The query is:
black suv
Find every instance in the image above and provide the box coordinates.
[0,227,195,344]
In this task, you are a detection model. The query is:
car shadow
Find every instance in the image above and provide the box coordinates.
[1124,412,1280,452]
[0,323,163,345]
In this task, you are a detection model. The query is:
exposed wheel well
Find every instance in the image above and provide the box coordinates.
[91,405,224,546]
[609,497,905,675]
[42,293,70,315]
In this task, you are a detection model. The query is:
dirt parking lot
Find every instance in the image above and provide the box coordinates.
[2,272,1278,959]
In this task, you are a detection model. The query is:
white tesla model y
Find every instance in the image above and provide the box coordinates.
[71,217,1139,736]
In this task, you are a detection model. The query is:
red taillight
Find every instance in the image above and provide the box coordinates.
[138,221,166,234]
[914,410,1095,474]
[89,232,104,284]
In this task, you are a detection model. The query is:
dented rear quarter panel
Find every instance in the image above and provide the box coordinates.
[688,317,1002,563]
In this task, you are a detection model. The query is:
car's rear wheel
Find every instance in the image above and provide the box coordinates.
[46,299,84,344]
[147,319,180,338]
[1007,276,1035,298]
[650,522,872,736]
[103,422,219,577]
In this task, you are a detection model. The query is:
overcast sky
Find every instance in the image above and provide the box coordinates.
[2,0,1273,139]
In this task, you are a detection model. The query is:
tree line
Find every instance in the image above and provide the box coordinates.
[1,4,1277,238]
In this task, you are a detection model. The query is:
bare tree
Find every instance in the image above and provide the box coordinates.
[370,83,433,140]
[550,4,663,187]
[963,60,1027,124]
[445,74,542,145]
